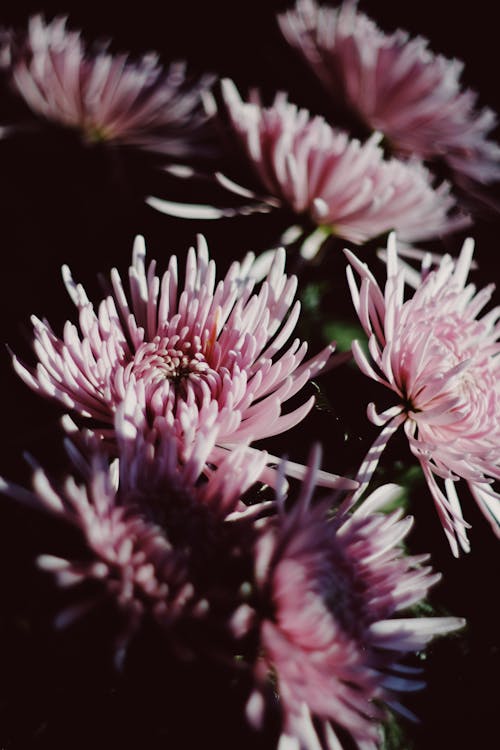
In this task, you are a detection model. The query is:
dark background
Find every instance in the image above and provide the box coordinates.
[0,2,499,748]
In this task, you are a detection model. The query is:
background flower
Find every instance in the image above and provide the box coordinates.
[279,0,500,184]
[0,14,214,158]
[214,80,469,244]
[113,396,274,519]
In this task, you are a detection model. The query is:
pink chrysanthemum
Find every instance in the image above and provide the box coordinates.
[246,448,464,749]
[345,233,500,555]
[279,0,500,184]
[13,235,354,489]
[0,15,213,157]
[206,79,467,245]
[0,424,270,665]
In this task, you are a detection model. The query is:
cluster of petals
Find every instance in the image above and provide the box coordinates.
[14,235,353,489]
[345,233,500,555]
[279,0,500,184]
[215,79,469,245]
[245,448,464,750]
[0,14,213,157]
[0,420,270,665]
[114,394,274,519]
[0,435,464,746]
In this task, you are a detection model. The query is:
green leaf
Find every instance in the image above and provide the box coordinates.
[380,710,415,750]
[323,319,368,353]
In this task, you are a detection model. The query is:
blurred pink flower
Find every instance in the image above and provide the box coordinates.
[279,0,500,184]
[0,424,271,665]
[215,79,468,245]
[345,233,500,555]
[0,15,213,157]
[113,398,276,519]
[14,235,354,489]
[246,448,464,749]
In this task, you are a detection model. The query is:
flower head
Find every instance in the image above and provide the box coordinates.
[0,423,271,665]
[217,79,468,245]
[0,15,213,158]
[279,0,500,184]
[345,233,500,555]
[246,448,464,749]
[13,235,353,489]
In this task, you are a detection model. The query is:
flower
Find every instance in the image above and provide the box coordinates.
[0,14,213,158]
[113,398,275,520]
[1,437,200,663]
[278,0,500,184]
[345,233,500,555]
[13,235,354,489]
[0,422,271,666]
[246,447,464,749]
[212,80,467,245]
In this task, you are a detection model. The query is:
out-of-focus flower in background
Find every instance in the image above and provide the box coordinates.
[224,81,470,243]
[13,235,354,489]
[0,14,214,159]
[114,398,275,519]
[345,233,500,555]
[150,80,470,250]
[279,0,500,185]
[245,448,464,749]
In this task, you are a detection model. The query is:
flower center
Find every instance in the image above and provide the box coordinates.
[83,123,110,143]
[319,554,368,639]
[131,338,210,390]
[393,304,500,450]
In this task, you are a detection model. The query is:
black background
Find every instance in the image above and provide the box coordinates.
[0,2,499,748]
